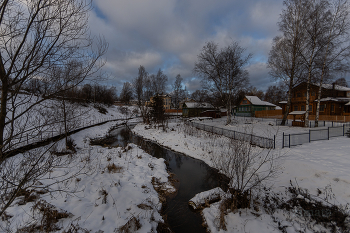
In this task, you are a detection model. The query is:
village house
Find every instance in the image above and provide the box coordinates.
[236,96,277,117]
[148,94,172,110]
[182,102,215,117]
[280,82,350,116]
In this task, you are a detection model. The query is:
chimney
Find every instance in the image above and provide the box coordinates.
[332,82,336,97]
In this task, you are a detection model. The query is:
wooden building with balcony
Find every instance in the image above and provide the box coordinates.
[280,82,350,116]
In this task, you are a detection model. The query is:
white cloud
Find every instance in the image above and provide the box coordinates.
[88,0,285,92]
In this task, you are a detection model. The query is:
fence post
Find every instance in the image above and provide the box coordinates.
[309,130,311,142]
[324,121,325,126]
[282,132,284,148]
[274,135,276,149]
[27,134,28,144]
[343,124,345,136]
[328,127,330,140]
[332,121,333,127]
[289,134,291,148]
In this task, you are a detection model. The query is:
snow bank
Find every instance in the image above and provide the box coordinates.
[188,187,226,210]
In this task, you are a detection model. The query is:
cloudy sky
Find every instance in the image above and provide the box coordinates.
[88,0,288,93]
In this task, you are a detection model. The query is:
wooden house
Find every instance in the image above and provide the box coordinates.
[182,102,215,117]
[280,82,350,116]
[236,96,277,117]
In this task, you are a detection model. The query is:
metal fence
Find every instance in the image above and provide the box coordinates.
[282,123,350,148]
[186,121,275,149]
[7,117,134,152]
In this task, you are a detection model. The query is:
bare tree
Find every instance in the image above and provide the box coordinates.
[150,69,168,95]
[119,82,133,105]
[213,137,282,209]
[334,77,349,87]
[268,0,309,125]
[194,41,251,125]
[314,0,350,127]
[132,66,148,107]
[264,83,288,105]
[0,0,107,219]
[172,74,185,113]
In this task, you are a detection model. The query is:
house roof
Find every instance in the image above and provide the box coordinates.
[183,102,214,109]
[279,101,287,104]
[316,97,350,103]
[245,96,276,107]
[289,111,306,115]
[321,84,350,91]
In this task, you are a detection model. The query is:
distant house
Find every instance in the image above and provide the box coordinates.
[236,96,277,117]
[182,102,215,117]
[280,82,350,116]
[149,94,172,110]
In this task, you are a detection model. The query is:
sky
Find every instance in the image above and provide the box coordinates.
[87,0,297,94]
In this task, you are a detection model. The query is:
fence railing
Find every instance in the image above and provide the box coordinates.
[6,117,135,152]
[186,121,275,149]
[282,123,350,148]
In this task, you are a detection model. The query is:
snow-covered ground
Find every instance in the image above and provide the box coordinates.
[1,118,174,232]
[133,119,350,233]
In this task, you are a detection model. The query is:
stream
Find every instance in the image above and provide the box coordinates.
[110,124,229,233]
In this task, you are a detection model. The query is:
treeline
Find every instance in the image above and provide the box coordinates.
[23,79,117,106]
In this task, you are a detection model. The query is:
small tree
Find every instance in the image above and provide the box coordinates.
[213,137,282,210]
[150,95,166,128]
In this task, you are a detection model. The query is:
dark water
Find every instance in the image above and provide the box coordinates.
[110,125,229,233]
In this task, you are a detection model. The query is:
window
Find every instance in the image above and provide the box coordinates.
[242,100,248,104]
[309,105,312,112]
[294,105,298,111]
[304,92,306,97]
[320,104,325,112]
[301,105,305,111]
[312,91,315,96]
[297,93,301,97]
[331,104,335,112]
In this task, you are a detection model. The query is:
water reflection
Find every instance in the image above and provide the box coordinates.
[110,125,229,233]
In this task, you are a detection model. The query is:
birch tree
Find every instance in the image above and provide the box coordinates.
[194,41,251,125]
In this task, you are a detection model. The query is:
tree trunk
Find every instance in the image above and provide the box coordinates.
[0,58,8,162]
[281,78,293,125]
[226,101,232,125]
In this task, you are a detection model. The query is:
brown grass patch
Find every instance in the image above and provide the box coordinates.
[106,163,123,173]
[117,216,141,233]
[17,200,71,232]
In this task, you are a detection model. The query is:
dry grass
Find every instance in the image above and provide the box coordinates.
[117,216,141,233]
[17,200,71,232]
[106,163,123,173]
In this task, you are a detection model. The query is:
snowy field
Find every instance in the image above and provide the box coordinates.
[133,119,350,233]
[1,118,174,232]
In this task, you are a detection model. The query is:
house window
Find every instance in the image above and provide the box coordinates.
[331,104,335,112]
[242,100,248,104]
[320,104,325,112]
[309,105,312,112]
[301,105,305,111]
[312,91,315,96]
[304,92,307,97]
[297,93,301,97]
[294,105,298,111]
